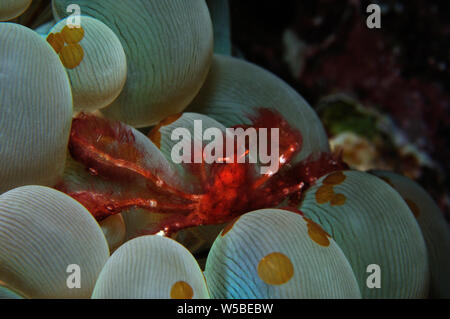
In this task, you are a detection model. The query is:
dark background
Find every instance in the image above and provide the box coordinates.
[230,0,449,221]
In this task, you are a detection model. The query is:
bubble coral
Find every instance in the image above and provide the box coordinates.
[205,209,361,298]
[300,170,429,298]
[92,235,209,299]
[52,0,214,127]
[0,22,72,194]
[0,186,109,298]
[0,0,447,300]
[46,16,127,112]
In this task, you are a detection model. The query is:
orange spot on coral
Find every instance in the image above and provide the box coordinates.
[315,185,334,204]
[47,32,65,53]
[303,217,330,247]
[323,171,346,186]
[148,113,183,149]
[170,281,193,299]
[59,43,84,69]
[257,252,294,285]
[61,25,85,44]
[330,193,347,206]
[221,216,240,237]
[405,199,420,218]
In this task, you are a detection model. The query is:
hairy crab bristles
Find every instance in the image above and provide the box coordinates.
[57,110,347,236]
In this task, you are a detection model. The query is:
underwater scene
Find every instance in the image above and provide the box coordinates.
[0,0,449,301]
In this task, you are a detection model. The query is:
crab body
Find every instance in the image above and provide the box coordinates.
[56,109,347,236]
